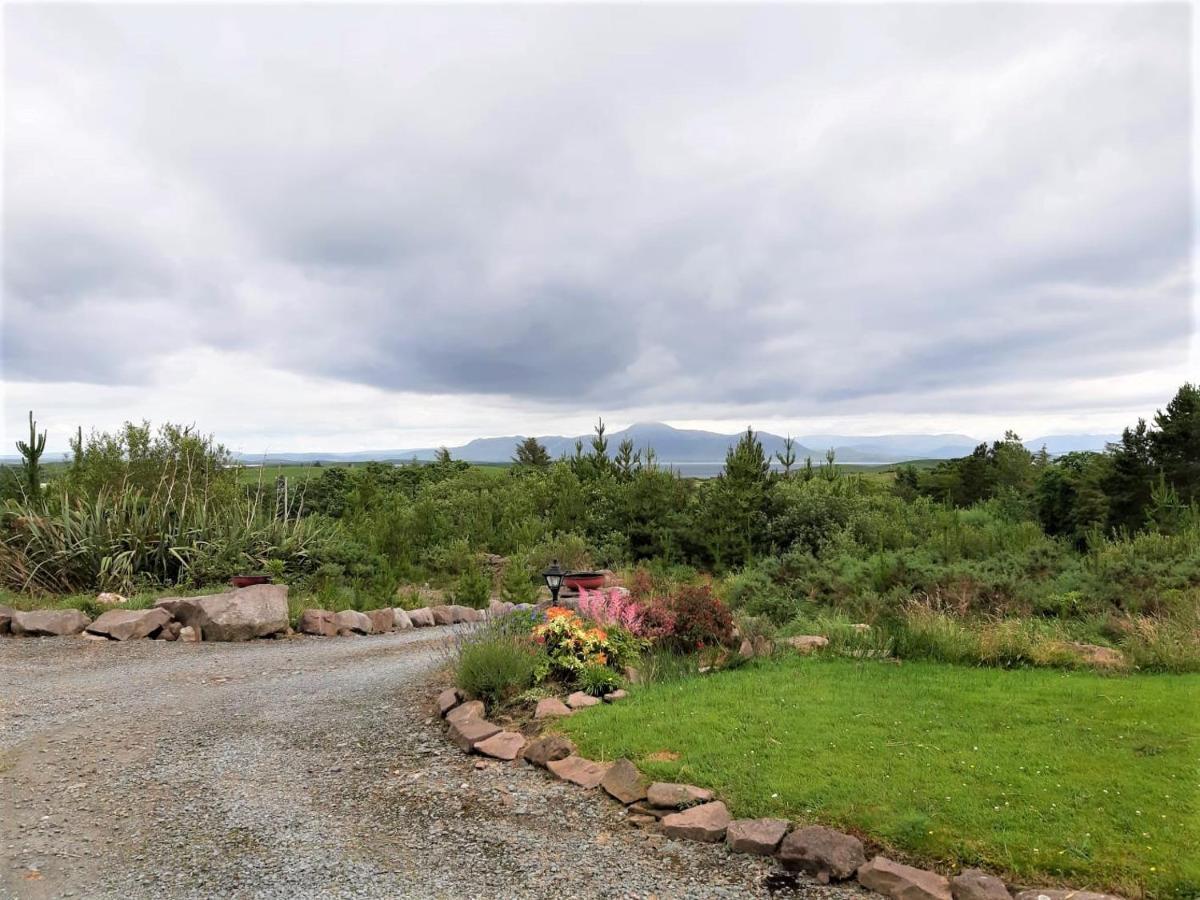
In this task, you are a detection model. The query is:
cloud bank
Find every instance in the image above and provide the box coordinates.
[3,4,1193,451]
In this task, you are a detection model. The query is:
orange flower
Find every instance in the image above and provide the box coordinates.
[546,606,573,620]
[594,652,608,665]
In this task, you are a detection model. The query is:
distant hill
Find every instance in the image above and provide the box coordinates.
[205,423,1120,467]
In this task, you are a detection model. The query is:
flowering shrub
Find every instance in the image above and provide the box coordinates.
[534,607,615,677]
[579,587,675,640]
[666,583,734,651]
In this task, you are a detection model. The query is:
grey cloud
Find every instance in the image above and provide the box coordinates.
[3,4,1192,420]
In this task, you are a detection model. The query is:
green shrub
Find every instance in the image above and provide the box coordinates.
[452,565,492,609]
[500,560,539,605]
[456,632,542,706]
[577,663,623,696]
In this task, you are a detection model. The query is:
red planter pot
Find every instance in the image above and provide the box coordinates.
[230,575,271,589]
[564,572,605,591]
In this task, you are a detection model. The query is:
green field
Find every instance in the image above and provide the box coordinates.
[235,461,511,485]
[559,656,1200,898]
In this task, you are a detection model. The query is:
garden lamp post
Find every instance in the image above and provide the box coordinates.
[542,559,565,605]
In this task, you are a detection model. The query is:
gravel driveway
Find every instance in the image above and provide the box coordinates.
[0,628,863,900]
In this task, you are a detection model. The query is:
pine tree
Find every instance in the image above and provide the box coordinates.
[775,435,797,476]
[512,436,551,469]
[1151,382,1200,504]
[614,437,641,479]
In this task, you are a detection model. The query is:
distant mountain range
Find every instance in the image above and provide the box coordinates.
[216,423,1120,466]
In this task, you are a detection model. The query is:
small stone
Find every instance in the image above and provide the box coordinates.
[566,691,601,709]
[661,801,730,843]
[534,698,573,719]
[298,609,337,637]
[474,731,525,761]
[858,856,952,900]
[1013,892,1123,900]
[95,592,128,606]
[366,608,394,633]
[331,610,371,635]
[520,735,576,768]
[436,688,463,717]
[778,825,865,882]
[951,869,1012,900]
[726,818,788,856]
[445,700,485,725]
[603,690,628,702]
[447,718,501,752]
[629,814,658,827]
[407,607,435,627]
[786,635,829,653]
[546,756,611,788]
[628,802,667,820]
[600,759,648,805]
[646,782,713,809]
[178,625,199,642]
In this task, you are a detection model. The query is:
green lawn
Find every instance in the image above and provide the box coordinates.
[559,656,1200,898]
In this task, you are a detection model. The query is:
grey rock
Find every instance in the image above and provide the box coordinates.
[11,609,92,637]
[778,825,865,882]
[86,608,171,641]
[857,856,952,900]
[392,608,413,630]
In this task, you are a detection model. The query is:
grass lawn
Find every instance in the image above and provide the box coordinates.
[558,656,1200,898]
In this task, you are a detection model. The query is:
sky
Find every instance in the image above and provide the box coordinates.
[2,3,1195,455]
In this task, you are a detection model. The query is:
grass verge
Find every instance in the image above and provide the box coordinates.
[558,656,1200,898]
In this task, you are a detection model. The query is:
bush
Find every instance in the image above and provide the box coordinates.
[452,565,492,609]
[577,663,623,696]
[662,583,734,651]
[456,631,542,706]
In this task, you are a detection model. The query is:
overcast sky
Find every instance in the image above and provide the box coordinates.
[2,3,1195,454]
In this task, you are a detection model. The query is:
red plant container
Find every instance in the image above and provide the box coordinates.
[230,575,271,589]
[564,572,605,591]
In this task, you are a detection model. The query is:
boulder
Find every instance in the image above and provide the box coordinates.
[430,606,457,626]
[778,825,865,882]
[600,759,648,805]
[436,688,463,716]
[457,606,485,623]
[11,609,92,637]
[488,599,515,617]
[448,718,501,752]
[603,690,628,703]
[474,731,525,761]
[0,605,13,635]
[156,584,289,641]
[298,609,338,637]
[534,698,573,719]
[727,818,788,856]
[546,755,611,789]
[178,625,199,642]
[332,610,372,635]
[567,691,601,710]
[393,608,414,630]
[86,607,171,641]
[407,607,435,628]
[661,801,730,843]
[366,608,394,634]
[446,700,485,725]
[951,869,1012,900]
[738,638,755,658]
[753,636,775,656]
[95,592,128,606]
[1013,892,1122,900]
[646,782,714,809]
[521,734,577,768]
[857,856,952,900]
[787,635,829,654]
[157,621,182,641]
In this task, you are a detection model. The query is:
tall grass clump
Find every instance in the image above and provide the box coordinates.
[455,628,542,706]
[0,482,326,594]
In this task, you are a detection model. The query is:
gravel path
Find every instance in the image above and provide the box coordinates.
[0,628,865,900]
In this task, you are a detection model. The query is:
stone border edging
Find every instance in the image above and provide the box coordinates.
[434,687,1126,900]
